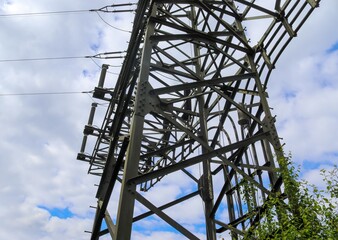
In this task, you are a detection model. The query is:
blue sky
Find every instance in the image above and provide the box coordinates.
[0,1,337,240]
[38,206,74,219]
[327,41,338,53]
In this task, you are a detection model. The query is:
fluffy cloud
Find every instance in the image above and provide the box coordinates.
[0,0,134,239]
[0,1,337,239]
[269,1,338,165]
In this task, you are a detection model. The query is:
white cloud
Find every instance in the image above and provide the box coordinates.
[132,231,194,240]
[302,164,336,189]
[271,46,338,163]
[0,0,132,239]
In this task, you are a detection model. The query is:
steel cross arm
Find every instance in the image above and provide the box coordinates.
[149,16,252,54]
[133,190,199,222]
[88,0,149,174]
[128,132,268,186]
[133,191,200,240]
[150,72,256,95]
[88,0,149,175]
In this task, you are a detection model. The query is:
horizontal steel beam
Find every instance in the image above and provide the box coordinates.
[128,132,268,185]
[150,73,256,95]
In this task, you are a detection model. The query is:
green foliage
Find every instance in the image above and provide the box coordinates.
[243,156,338,240]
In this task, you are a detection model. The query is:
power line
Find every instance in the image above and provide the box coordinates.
[0,4,135,32]
[0,10,89,17]
[0,7,135,32]
[0,90,93,97]
[0,52,126,63]
[95,11,132,33]
[0,3,137,17]
[0,56,83,63]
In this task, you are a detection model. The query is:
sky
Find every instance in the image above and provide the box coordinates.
[0,0,337,239]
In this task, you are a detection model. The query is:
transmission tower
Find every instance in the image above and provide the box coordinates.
[77,0,320,239]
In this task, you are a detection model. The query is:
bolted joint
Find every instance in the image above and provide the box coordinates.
[198,175,213,202]
[135,81,159,116]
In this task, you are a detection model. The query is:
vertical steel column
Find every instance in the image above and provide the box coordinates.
[191,5,217,240]
[114,4,156,240]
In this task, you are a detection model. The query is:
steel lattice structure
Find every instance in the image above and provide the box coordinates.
[77,0,320,239]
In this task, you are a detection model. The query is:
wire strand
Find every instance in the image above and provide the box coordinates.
[0,56,84,63]
[89,57,121,76]
[0,9,133,33]
[0,3,137,18]
[0,52,126,63]
[95,11,132,33]
[0,9,89,17]
[0,91,92,97]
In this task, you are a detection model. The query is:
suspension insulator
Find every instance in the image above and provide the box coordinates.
[98,64,109,88]
[237,104,250,127]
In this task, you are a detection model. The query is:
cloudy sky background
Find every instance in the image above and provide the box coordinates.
[0,0,337,239]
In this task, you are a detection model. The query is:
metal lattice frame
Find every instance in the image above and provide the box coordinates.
[77,0,320,239]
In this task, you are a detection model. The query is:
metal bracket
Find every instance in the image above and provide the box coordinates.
[306,0,319,8]
[135,81,158,116]
[262,115,281,149]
